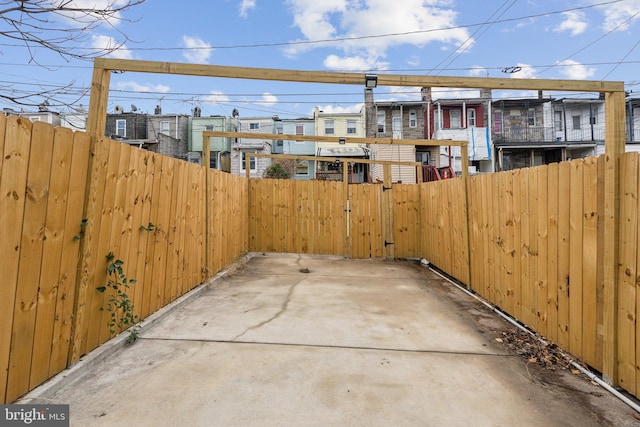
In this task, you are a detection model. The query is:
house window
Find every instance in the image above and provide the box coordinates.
[347,120,357,134]
[409,111,417,128]
[467,108,476,127]
[249,123,260,130]
[242,151,256,171]
[205,125,214,131]
[324,120,335,135]
[554,111,563,131]
[295,125,304,135]
[116,119,126,137]
[29,116,41,122]
[377,111,386,133]
[528,108,536,126]
[449,110,461,128]
[160,120,170,134]
[493,112,502,132]
[572,115,581,130]
[296,160,309,176]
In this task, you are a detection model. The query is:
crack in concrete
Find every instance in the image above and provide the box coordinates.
[231,279,301,341]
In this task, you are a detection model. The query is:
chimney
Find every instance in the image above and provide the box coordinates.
[154,105,162,115]
[364,88,375,138]
[421,87,432,102]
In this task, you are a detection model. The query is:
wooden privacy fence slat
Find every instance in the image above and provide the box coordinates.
[1,116,248,403]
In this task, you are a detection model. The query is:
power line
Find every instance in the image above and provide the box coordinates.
[0,0,625,54]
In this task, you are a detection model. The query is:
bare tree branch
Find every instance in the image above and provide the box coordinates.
[0,0,144,108]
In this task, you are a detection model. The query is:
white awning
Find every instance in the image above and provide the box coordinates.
[317,147,369,157]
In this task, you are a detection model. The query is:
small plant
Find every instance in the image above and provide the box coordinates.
[73,218,88,240]
[264,162,292,179]
[139,222,156,232]
[96,252,142,343]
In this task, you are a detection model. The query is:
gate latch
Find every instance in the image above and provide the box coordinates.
[382,186,392,192]
[384,240,394,247]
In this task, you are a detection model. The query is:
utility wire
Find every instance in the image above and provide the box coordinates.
[533,8,640,78]
[428,0,519,76]
[0,0,624,53]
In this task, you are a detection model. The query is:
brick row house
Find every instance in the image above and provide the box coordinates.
[6,91,640,177]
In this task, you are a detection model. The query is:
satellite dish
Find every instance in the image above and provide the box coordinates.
[131,104,138,112]
[114,105,124,114]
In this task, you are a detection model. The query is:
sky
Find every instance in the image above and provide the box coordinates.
[1,0,640,122]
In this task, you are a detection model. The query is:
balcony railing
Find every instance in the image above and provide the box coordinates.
[493,126,605,143]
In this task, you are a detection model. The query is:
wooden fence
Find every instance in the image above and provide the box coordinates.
[4,111,640,402]
[0,115,248,403]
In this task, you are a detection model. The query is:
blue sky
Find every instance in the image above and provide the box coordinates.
[1,0,640,121]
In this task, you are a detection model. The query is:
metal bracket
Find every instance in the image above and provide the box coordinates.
[384,240,394,247]
[382,186,392,192]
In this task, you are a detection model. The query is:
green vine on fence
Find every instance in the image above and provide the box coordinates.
[139,222,155,232]
[96,252,142,344]
[73,218,88,241]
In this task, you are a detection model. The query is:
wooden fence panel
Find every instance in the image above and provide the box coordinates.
[536,166,549,337]
[49,131,90,377]
[6,122,54,403]
[1,117,33,403]
[618,153,638,393]
[582,157,599,368]
[29,127,73,389]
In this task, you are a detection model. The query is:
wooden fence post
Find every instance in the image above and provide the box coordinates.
[68,65,111,365]
[203,136,211,276]
[461,143,472,287]
[603,90,626,385]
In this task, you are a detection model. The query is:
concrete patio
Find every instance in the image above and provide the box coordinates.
[19,253,639,426]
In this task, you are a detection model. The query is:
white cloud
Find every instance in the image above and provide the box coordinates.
[600,0,640,31]
[323,54,388,71]
[556,60,596,80]
[284,0,472,65]
[91,35,132,59]
[257,93,278,106]
[239,0,256,17]
[555,11,588,36]
[407,55,420,67]
[182,35,214,64]
[55,0,132,26]
[203,90,230,105]
[507,63,537,79]
[114,81,170,93]
[469,66,488,78]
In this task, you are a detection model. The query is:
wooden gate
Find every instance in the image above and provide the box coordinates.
[248,172,422,259]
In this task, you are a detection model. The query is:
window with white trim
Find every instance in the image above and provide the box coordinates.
[324,120,335,135]
[572,115,581,130]
[528,108,536,126]
[116,119,126,137]
[242,151,256,171]
[377,111,386,133]
[554,111,563,131]
[249,122,260,130]
[449,110,461,128]
[346,120,357,134]
[409,112,417,128]
[467,108,476,127]
[160,120,170,134]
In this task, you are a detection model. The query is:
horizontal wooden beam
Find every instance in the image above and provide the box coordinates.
[203,130,467,147]
[249,152,421,167]
[95,58,624,93]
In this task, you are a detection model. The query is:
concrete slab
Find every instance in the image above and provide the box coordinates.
[19,253,640,426]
